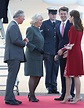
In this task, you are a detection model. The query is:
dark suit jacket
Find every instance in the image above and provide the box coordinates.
[40,19,60,55]
[4,21,26,63]
[56,20,72,54]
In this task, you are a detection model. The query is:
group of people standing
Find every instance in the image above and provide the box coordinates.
[4,6,84,105]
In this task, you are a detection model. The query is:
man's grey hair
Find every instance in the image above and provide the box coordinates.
[13,10,24,18]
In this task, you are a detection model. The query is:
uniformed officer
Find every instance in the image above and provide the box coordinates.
[40,7,60,94]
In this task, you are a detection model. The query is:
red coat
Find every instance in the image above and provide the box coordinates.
[65,26,84,77]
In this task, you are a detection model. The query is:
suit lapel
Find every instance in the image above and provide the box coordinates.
[57,22,62,37]
[63,20,69,37]
[61,20,69,38]
[48,19,53,27]
[64,20,68,32]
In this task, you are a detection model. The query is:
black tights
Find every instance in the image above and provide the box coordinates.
[29,76,41,95]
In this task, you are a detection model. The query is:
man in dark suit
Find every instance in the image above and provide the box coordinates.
[4,10,28,105]
[54,7,75,101]
[40,8,60,94]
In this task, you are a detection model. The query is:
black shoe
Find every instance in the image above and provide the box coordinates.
[15,99,22,104]
[5,100,20,105]
[52,90,60,94]
[48,90,53,94]
[28,94,39,102]
[54,96,64,101]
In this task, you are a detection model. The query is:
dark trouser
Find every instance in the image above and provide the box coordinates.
[5,60,20,101]
[44,55,59,91]
[59,58,75,97]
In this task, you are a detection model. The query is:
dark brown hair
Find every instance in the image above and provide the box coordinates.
[59,6,69,13]
[70,10,83,31]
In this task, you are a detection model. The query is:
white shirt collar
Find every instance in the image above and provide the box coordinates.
[61,19,68,26]
[50,20,56,23]
[60,20,68,34]
[12,19,19,26]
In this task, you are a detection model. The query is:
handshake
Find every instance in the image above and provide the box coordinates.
[35,47,50,60]
[54,43,74,61]
[54,50,68,61]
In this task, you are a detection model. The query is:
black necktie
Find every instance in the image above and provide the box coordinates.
[52,22,55,28]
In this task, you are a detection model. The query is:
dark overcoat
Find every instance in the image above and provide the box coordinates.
[24,26,44,76]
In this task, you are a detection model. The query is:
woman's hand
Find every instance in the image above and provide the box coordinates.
[64,44,74,50]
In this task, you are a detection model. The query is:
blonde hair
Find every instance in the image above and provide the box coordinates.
[30,14,43,25]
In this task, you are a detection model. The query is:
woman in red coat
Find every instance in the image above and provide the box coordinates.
[58,10,84,104]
